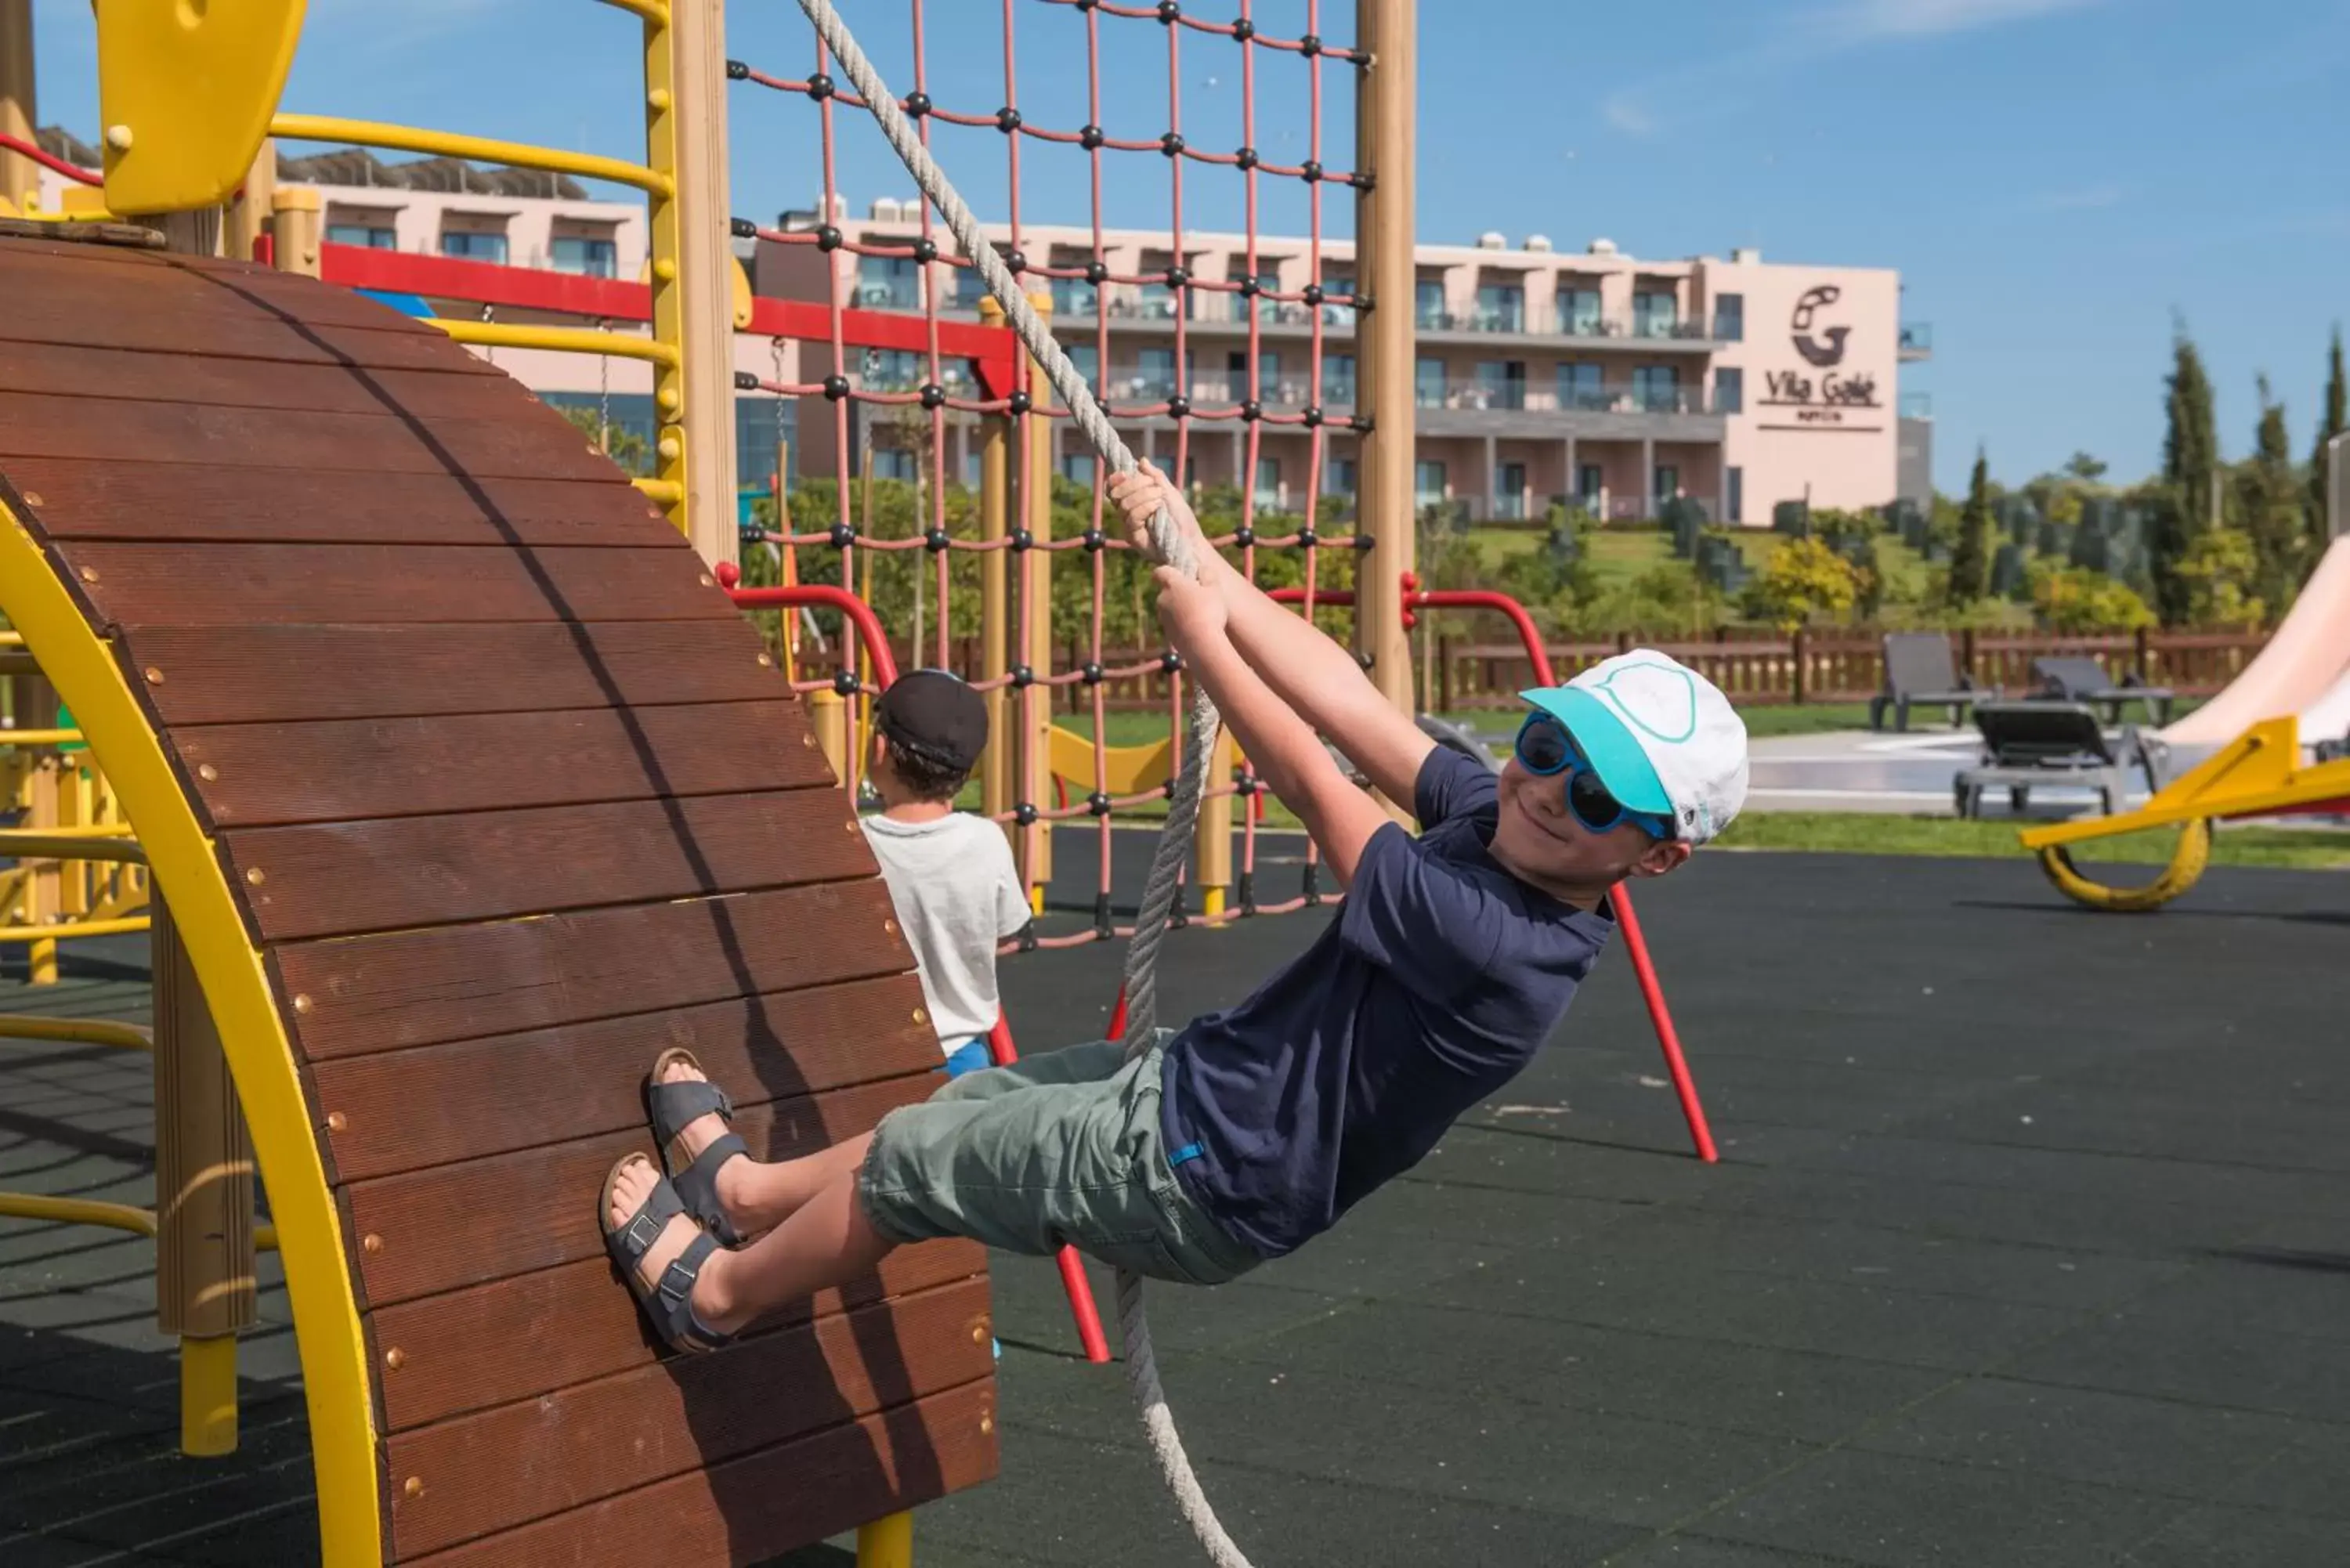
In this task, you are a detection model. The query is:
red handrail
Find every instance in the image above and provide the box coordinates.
[0,132,101,187]
[717,568,900,689]
[987,1014,1114,1363]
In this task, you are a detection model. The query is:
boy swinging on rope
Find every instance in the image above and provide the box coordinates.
[599,462,1750,1352]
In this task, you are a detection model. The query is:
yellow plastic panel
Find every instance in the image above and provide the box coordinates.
[96,0,308,213]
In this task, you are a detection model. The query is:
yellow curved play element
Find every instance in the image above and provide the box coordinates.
[95,0,309,213]
[1048,724,1175,797]
[2019,716,2350,913]
[2034,819,2214,912]
[0,505,380,1566]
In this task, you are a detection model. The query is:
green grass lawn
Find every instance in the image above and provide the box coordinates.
[1717,812,2350,870]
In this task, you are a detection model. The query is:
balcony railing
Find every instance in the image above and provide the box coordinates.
[1899,321,1933,359]
[1412,304,1721,342]
[1899,392,1933,420]
[1418,378,1719,415]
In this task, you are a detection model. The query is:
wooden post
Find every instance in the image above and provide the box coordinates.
[268,187,321,279]
[1791,626,1809,705]
[223,142,276,262]
[976,301,1014,843]
[0,0,36,216]
[1021,295,1056,907]
[1353,0,1418,725]
[151,895,258,1458]
[669,0,739,570]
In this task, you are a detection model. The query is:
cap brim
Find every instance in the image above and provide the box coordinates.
[1517,686,1672,816]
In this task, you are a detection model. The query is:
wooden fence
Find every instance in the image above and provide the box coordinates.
[1428,628,2270,712]
[781,623,2270,714]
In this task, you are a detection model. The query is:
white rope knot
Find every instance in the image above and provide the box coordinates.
[793,2,1252,1563]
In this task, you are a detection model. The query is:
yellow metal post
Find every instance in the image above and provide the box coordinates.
[0,0,37,215]
[638,4,690,542]
[855,1511,914,1568]
[976,302,1014,841]
[808,688,848,786]
[26,755,59,985]
[1195,728,1235,919]
[1021,295,1056,901]
[269,186,321,279]
[224,141,276,262]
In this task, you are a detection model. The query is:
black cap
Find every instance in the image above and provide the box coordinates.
[873,670,989,773]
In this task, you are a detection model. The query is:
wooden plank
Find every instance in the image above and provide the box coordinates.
[404,1379,998,1568]
[0,342,551,419]
[116,623,783,725]
[224,788,883,942]
[385,1277,992,1559]
[0,233,175,271]
[2,456,666,547]
[342,1073,931,1307]
[370,1239,985,1432]
[177,701,829,827]
[313,972,936,1180]
[66,543,728,629]
[0,392,619,482]
[0,296,501,372]
[273,881,925,1057]
[0,244,441,333]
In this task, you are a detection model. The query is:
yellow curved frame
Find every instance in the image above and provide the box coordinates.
[268,114,671,197]
[0,504,380,1567]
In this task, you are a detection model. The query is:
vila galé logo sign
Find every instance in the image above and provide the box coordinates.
[1760,284,1880,428]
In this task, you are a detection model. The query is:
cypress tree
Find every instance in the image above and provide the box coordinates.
[1947,448,1994,603]
[2313,325,2346,551]
[2240,377,2303,618]
[2151,322,2222,623]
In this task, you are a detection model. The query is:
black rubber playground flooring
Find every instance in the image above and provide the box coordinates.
[4,844,2349,1565]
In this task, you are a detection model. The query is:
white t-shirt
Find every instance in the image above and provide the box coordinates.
[859,811,1032,1055]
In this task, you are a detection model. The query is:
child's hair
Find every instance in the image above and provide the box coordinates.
[883,736,971,803]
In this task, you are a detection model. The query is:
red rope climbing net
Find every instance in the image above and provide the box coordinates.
[732,0,1370,946]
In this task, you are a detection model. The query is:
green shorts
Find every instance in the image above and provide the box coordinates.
[857,1033,1264,1288]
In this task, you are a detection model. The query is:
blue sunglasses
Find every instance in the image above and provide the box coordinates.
[1513,712,1675,840]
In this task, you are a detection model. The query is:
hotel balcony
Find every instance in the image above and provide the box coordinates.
[1412,378,1726,441]
[1899,321,1932,362]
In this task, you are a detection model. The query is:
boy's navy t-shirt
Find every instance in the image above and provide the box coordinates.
[1158,745,1614,1259]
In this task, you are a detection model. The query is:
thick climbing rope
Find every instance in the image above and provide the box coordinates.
[790,3,1253,1563]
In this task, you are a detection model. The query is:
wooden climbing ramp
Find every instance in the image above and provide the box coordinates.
[0,226,996,1565]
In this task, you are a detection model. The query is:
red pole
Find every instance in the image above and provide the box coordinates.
[988,1014,1113,1363]
[1106,985,1129,1045]
[718,571,902,689]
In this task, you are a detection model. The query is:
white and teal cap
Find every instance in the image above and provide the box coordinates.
[1520,649,1750,844]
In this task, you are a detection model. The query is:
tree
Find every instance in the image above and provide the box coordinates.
[1945,447,1994,603]
[2315,324,2346,553]
[2063,451,2108,483]
[2028,562,2155,634]
[556,403,651,476]
[2237,376,2305,619]
[2175,527,2265,627]
[1742,537,1861,631]
[2152,321,2222,623]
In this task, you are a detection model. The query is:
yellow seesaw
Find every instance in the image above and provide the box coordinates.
[2019,716,2350,911]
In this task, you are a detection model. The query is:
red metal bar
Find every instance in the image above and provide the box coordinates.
[0,131,101,186]
[1268,580,1717,1162]
[310,243,1022,399]
[718,571,901,689]
[988,1015,1114,1364]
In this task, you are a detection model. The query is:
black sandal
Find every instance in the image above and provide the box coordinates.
[644,1047,750,1245]
[600,1154,734,1355]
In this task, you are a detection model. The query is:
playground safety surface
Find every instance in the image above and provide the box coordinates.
[4,844,2348,1566]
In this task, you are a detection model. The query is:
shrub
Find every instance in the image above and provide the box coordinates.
[1742,537,1862,631]
[2027,562,2156,634]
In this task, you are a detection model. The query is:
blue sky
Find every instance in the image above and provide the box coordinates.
[28,0,2350,493]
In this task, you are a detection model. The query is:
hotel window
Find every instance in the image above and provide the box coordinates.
[1136,278,1177,319]
[869,447,919,482]
[1577,464,1604,508]
[326,223,396,249]
[1062,453,1096,485]
[952,268,989,311]
[1653,464,1680,504]
[1050,273,1099,318]
[1474,361,1526,410]
[1415,461,1447,507]
[858,254,921,309]
[1633,291,1679,338]
[1321,353,1357,406]
[1556,287,1603,336]
[1325,456,1358,496]
[1474,281,1524,332]
[1320,275,1357,325]
[439,229,509,264]
[1726,467,1744,522]
[1064,344,1098,392]
[1415,279,1448,329]
[1415,358,1446,408]
[1557,362,1604,410]
[1137,347,1177,399]
[862,349,924,391]
[1495,462,1528,520]
[1712,293,1744,341]
[550,235,618,278]
[1632,365,1682,412]
[1714,367,1743,414]
[1254,457,1282,509]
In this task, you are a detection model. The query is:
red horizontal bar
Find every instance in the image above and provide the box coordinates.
[716,570,900,689]
[1266,585,1557,686]
[0,132,101,186]
[313,243,1020,397]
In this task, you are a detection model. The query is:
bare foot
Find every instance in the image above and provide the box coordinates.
[656,1054,755,1228]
